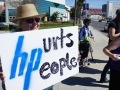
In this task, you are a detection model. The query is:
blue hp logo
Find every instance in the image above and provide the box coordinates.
[9,36,43,90]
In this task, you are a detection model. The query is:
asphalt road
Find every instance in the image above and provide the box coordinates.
[91,20,106,31]
[90,20,108,36]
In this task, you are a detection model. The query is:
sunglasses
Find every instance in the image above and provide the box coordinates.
[26,18,40,23]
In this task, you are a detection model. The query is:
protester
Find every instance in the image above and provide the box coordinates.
[79,18,94,42]
[0,3,46,90]
[103,36,120,90]
[0,3,81,90]
[78,18,94,65]
[100,8,120,83]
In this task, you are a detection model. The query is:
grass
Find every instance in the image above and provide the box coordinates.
[40,24,73,29]
[0,22,82,31]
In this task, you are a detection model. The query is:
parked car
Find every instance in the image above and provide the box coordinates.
[106,18,112,22]
[98,19,106,22]
[98,19,102,22]
[104,22,110,32]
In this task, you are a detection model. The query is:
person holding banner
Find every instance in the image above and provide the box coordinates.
[0,3,81,90]
[0,3,46,90]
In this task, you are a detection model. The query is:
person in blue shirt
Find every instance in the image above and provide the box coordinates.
[79,18,94,42]
[78,18,94,65]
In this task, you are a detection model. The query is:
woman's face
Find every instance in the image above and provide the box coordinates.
[20,16,40,31]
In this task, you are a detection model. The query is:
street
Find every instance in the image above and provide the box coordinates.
[90,20,108,36]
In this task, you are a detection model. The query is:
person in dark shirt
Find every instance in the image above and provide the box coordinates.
[100,8,120,83]
[103,35,120,90]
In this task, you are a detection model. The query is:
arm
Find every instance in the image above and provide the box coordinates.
[90,30,93,36]
[0,57,5,82]
[103,37,120,61]
[89,30,94,39]
[0,72,5,82]
[109,27,120,40]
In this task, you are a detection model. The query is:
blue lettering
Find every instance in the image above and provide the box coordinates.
[24,48,42,90]
[9,35,43,90]
[10,36,28,79]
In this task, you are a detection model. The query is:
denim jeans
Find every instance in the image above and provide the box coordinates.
[100,58,111,80]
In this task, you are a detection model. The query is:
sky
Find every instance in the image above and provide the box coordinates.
[65,0,120,9]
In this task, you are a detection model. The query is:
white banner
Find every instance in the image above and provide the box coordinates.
[0,26,78,90]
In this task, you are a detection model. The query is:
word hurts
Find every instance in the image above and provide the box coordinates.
[43,28,74,53]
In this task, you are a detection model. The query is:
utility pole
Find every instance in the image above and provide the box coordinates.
[73,0,77,26]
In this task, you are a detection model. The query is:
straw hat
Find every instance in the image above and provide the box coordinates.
[10,4,46,23]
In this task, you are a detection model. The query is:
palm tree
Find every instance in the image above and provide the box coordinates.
[73,0,85,25]
[76,0,85,24]
[73,0,77,25]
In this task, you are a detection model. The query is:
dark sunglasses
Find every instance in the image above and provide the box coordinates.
[26,18,40,23]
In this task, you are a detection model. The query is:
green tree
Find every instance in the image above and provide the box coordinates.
[51,11,59,22]
[70,7,75,19]
[76,0,85,24]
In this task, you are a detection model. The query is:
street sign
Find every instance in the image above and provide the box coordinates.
[83,3,89,10]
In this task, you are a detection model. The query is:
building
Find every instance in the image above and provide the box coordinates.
[102,4,107,17]
[88,8,102,15]
[0,0,70,23]
[87,8,102,20]
[107,1,120,18]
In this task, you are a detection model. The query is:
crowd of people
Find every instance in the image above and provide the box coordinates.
[78,8,120,90]
[0,2,120,90]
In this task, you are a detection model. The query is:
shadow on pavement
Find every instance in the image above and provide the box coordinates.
[90,59,108,63]
[61,77,108,88]
[79,66,110,74]
[79,67,101,74]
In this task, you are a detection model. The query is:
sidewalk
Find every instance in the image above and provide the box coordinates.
[53,26,109,90]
